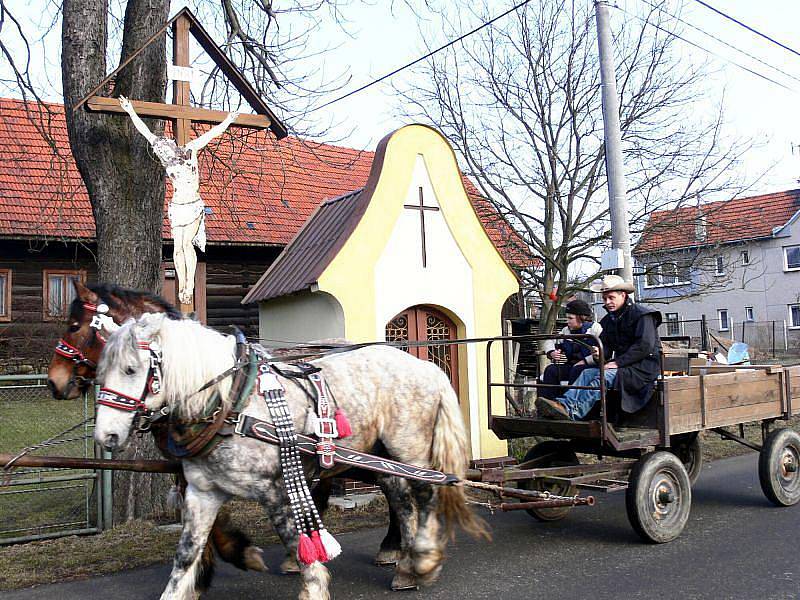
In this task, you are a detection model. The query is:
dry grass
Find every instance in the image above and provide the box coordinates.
[0,496,389,591]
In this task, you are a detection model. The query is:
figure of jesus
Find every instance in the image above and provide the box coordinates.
[119,96,239,305]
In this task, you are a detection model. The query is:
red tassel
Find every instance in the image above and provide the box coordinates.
[297,533,317,565]
[311,530,329,562]
[335,409,352,438]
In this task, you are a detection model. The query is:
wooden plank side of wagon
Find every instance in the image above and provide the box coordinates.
[666,369,785,435]
[789,365,800,416]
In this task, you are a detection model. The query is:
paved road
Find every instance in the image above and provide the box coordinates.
[4,454,799,599]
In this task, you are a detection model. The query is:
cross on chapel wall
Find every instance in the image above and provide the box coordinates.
[404,186,440,268]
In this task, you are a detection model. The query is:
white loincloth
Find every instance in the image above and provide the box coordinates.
[168,199,206,252]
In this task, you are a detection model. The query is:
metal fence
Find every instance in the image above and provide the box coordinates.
[0,374,108,544]
[658,316,793,360]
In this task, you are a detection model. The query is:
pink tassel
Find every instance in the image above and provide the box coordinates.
[311,530,329,562]
[297,533,318,565]
[319,528,342,560]
[335,409,353,438]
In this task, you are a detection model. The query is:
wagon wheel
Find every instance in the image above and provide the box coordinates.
[518,441,579,522]
[758,427,800,507]
[626,451,691,543]
[669,433,703,485]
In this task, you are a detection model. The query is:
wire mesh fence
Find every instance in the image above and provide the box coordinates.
[0,374,102,544]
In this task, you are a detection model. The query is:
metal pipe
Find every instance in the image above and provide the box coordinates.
[499,496,595,512]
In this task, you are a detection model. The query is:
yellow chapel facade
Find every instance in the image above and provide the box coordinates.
[244,124,519,459]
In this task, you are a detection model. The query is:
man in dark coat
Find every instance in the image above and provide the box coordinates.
[536,275,662,420]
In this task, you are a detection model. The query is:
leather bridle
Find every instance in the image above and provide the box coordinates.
[54,302,112,391]
[96,341,164,425]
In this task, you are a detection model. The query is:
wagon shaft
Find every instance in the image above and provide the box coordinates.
[1,453,181,474]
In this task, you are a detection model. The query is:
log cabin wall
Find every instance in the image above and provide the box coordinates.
[203,245,282,340]
[0,239,98,373]
[0,240,282,373]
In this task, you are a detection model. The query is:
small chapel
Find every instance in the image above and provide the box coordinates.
[244,125,520,459]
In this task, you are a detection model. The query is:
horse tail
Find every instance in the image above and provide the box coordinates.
[430,384,490,541]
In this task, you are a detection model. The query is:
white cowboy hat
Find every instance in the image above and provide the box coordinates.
[589,274,635,293]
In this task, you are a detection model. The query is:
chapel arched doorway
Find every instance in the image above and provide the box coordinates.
[385,306,459,392]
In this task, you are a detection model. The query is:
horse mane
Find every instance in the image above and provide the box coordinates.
[101,317,236,419]
[68,283,182,322]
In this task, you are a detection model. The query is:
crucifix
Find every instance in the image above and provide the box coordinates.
[73,8,286,315]
[404,186,440,268]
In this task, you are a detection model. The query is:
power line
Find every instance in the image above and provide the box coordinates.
[312,0,533,112]
[614,4,795,92]
[636,0,800,85]
[691,0,800,59]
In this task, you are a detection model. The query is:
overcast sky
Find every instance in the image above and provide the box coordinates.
[6,0,800,196]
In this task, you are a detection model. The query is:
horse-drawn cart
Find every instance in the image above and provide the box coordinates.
[465,333,800,543]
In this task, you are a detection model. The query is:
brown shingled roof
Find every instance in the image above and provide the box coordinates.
[635,189,800,254]
[243,188,367,303]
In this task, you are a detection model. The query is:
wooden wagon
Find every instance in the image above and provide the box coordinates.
[469,334,800,543]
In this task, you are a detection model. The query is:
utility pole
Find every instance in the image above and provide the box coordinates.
[595,0,634,285]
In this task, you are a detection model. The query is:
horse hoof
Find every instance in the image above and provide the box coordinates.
[375,549,401,566]
[244,546,267,572]
[391,572,419,591]
[280,555,301,574]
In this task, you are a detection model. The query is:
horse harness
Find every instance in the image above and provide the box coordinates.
[96,338,457,485]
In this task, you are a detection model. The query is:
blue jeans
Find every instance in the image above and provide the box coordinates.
[556,368,617,420]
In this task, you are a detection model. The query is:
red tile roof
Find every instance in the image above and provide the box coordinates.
[635,189,800,254]
[0,98,531,267]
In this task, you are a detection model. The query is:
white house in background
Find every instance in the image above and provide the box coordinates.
[633,189,800,347]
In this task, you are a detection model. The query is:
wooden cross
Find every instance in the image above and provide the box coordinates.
[73,8,286,314]
[404,187,440,268]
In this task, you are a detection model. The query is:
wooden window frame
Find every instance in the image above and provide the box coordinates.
[42,269,86,321]
[0,268,11,322]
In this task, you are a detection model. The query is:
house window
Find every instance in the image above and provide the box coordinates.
[661,263,678,286]
[0,269,10,322]
[715,256,725,276]
[718,309,730,331]
[790,304,800,329]
[645,265,660,288]
[43,270,85,320]
[785,245,800,271]
[744,306,754,321]
[741,250,750,265]
[665,312,680,336]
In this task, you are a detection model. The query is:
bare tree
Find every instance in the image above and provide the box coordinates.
[398,0,752,332]
[1,0,363,520]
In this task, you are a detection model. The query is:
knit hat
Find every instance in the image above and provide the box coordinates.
[564,299,593,318]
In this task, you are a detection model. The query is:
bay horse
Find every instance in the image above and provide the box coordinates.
[46,281,266,589]
[94,313,485,599]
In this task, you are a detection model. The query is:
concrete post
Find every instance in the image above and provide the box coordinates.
[595,1,633,285]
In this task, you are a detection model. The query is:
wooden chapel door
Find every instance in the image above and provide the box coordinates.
[385,306,459,391]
